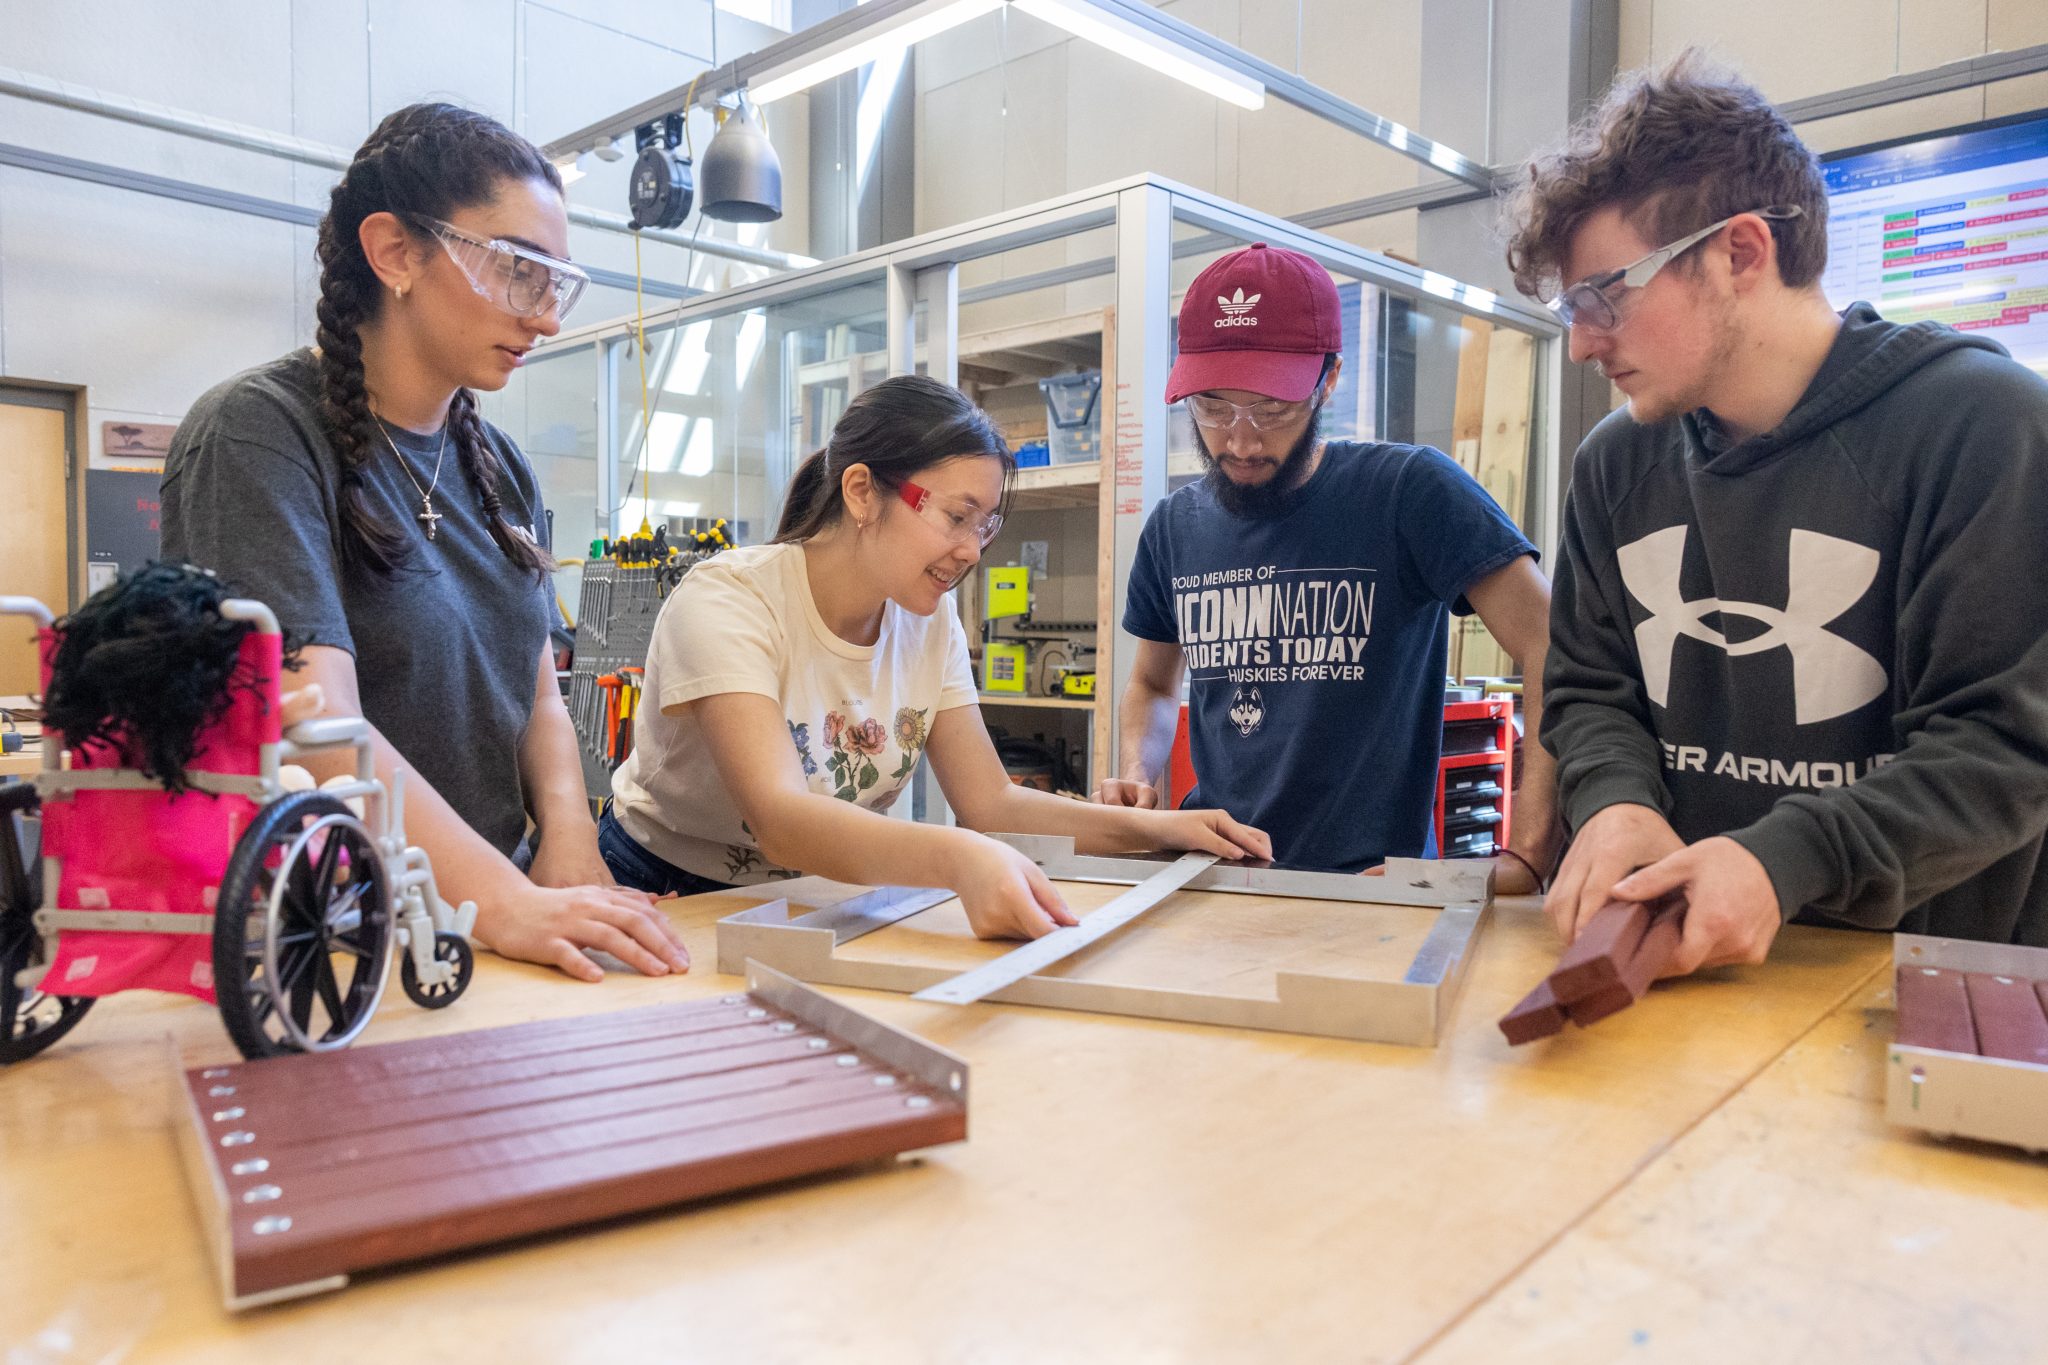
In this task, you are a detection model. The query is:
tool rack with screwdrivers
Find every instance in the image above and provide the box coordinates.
[567,521,732,799]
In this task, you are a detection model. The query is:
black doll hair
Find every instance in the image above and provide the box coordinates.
[40,562,304,794]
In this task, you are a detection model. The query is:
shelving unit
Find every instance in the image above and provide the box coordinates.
[955,308,1115,793]
[973,693,1095,711]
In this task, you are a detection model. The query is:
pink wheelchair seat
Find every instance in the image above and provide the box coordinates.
[36,629,283,1003]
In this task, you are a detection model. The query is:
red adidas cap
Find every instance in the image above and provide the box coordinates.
[1166,243,1343,404]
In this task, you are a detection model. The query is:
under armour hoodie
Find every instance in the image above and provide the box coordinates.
[1546,302,2048,944]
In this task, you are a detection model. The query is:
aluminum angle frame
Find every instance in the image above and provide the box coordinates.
[713,842,1492,1048]
[912,853,1218,1006]
[1886,933,2048,1153]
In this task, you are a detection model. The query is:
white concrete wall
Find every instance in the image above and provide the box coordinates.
[1619,0,2048,154]
[917,0,2047,329]
[914,0,1450,332]
[7,0,2039,468]
[0,0,808,467]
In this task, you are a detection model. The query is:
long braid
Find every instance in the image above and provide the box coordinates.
[312,101,564,580]
[449,387,552,580]
[314,212,411,576]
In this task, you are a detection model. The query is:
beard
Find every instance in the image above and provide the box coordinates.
[1195,405,1323,519]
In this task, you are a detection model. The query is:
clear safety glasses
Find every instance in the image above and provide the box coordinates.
[1546,206,1804,332]
[1184,392,1317,431]
[424,218,590,323]
[898,479,1004,549]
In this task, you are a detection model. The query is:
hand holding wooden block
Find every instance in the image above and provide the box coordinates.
[1500,895,1687,1045]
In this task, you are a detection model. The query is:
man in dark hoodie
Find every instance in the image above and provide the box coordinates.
[1504,53,2048,976]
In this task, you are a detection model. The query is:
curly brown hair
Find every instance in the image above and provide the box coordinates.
[1503,50,1828,300]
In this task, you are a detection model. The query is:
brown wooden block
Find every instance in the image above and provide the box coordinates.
[1560,981,1635,1027]
[241,1031,851,1148]
[1557,911,1686,1031]
[246,1052,865,1179]
[263,1067,914,1207]
[1547,900,1651,1001]
[1895,965,1978,1055]
[215,999,764,1101]
[1499,977,1567,1046]
[232,1092,960,1300]
[1963,971,2048,1065]
[1618,909,1685,997]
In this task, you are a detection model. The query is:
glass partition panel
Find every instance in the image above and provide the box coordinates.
[479,340,602,621]
[613,277,891,550]
[955,226,1115,460]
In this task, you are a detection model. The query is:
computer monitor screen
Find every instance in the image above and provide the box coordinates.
[1822,110,2048,378]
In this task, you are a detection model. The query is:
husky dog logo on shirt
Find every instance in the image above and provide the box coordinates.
[1228,685,1265,736]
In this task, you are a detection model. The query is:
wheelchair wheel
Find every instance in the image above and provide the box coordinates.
[401,930,474,1009]
[212,791,393,1060]
[0,782,94,1065]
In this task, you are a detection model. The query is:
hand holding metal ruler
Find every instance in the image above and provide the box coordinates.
[912,852,1220,1006]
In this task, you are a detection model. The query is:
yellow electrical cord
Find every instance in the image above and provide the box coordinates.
[625,72,703,542]
[632,231,652,538]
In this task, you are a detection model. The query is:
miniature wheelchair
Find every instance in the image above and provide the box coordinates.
[0,593,476,1063]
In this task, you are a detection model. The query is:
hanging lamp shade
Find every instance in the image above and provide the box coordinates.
[699,96,783,224]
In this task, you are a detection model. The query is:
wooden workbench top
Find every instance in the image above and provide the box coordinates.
[1,887,2000,1363]
[1417,970,2048,1364]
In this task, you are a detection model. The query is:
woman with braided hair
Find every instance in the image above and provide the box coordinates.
[161,102,688,983]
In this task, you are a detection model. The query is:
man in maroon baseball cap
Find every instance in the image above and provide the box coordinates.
[1098,242,1561,888]
[1164,241,1343,517]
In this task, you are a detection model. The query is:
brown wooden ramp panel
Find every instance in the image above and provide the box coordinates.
[175,963,968,1310]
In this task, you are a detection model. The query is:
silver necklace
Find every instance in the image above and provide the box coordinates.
[374,415,447,540]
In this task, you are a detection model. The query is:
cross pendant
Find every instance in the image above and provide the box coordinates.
[418,499,443,540]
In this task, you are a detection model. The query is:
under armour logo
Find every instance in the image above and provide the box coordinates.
[1228,685,1265,736]
[1616,526,1887,725]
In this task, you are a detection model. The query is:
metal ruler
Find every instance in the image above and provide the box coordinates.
[911,852,1218,1006]
[788,885,954,945]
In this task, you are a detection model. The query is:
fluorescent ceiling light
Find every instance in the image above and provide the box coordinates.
[750,0,1004,105]
[1008,0,1264,110]
[554,151,588,185]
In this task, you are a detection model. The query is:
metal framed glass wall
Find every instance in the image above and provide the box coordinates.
[515,174,1560,820]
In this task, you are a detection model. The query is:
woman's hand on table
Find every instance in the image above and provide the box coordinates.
[953,834,1080,941]
[477,883,691,982]
[1134,807,1272,862]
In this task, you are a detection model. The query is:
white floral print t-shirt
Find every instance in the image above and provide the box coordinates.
[610,542,979,884]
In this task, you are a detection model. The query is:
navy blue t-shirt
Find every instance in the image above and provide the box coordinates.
[1124,442,1535,871]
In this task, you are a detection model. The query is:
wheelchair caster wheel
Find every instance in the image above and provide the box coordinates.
[402,931,474,1009]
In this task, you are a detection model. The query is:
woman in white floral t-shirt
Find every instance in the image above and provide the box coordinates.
[603,376,1268,939]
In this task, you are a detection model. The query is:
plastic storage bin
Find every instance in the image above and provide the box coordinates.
[1038,370,1102,465]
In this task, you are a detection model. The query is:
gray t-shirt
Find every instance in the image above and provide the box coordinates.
[161,348,554,856]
